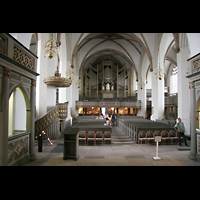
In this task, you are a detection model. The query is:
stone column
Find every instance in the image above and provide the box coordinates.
[188,81,197,161]
[133,108,135,116]
[29,79,37,161]
[177,46,190,135]
[97,65,98,98]
[0,68,11,165]
[151,72,164,120]
[117,65,119,97]
[124,67,126,98]
[137,82,146,118]
[89,65,91,97]
[167,107,169,119]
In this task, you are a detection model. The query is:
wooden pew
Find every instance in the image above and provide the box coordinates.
[117,117,174,144]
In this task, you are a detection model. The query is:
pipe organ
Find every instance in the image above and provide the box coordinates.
[83,60,130,98]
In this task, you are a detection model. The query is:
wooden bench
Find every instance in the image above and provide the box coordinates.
[137,130,179,146]
[78,130,112,146]
[87,131,96,145]
[117,117,175,144]
[104,131,112,145]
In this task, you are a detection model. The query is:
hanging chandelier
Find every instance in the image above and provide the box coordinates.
[66,67,75,80]
[42,35,59,59]
[76,78,82,89]
[155,65,166,80]
[155,45,166,80]
[137,79,145,90]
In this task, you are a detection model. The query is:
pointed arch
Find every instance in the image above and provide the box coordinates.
[8,86,31,137]
[172,33,180,53]
[80,48,138,82]
[71,33,84,68]
[9,84,30,110]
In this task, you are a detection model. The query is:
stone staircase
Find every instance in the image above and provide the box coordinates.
[112,126,135,145]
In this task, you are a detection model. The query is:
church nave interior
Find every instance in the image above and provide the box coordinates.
[1,33,200,165]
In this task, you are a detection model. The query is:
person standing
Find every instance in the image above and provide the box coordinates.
[105,113,109,125]
[111,113,116,126]
[174,118,188,146]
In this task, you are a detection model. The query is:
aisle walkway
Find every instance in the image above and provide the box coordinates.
[25,126,200,166]
[112,126,135,145]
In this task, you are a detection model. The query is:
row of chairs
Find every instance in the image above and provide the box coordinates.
[78,131,112,145]
[138,130,178,145]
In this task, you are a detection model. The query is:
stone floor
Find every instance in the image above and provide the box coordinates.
[25,126,200,166]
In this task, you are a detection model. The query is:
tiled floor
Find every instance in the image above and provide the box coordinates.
[25,127,200,166]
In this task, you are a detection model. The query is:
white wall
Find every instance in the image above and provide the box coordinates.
[187,33,200,57]
[14,89,26,130]
[9,33,33,49]
[59,33,67,103]
[36,33,48,119]
[46,43,57,112]
[146,71,152,89]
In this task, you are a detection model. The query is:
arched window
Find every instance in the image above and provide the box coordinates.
[170,65,178,94]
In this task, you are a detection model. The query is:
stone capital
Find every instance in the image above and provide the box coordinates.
[31,79,36,87]
[189,81,195,90]
[3,68,11,79]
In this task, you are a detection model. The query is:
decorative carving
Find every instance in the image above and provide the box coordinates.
[0,35,6,54]
[31,79,36,87]
[13,45,34,70]
[193,58,200,73]
[189,81,195,90]
[35,103,68,136]
[58,103,68,119]
[43,76,72,87]
[19,76,24,82]
[35,106,59,136]
[43,68,72,87]
[3,68,11,79]
[7,136,29,165]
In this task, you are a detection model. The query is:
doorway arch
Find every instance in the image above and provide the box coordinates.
[196,96,200,130]
[8,86,30,137]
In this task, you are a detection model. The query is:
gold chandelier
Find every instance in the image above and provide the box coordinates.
[42,35,59,59]
[137,79,145,90]
[76,78,82,89]
[66,67,75,80]
[155,65,166,80]
[155,46,166,80]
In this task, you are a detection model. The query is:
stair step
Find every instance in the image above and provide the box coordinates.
[112,141,135,144]
[111,126,135,145]
[112,138,132,141]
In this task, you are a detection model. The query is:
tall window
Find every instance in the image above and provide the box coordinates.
[170,65,178,94]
